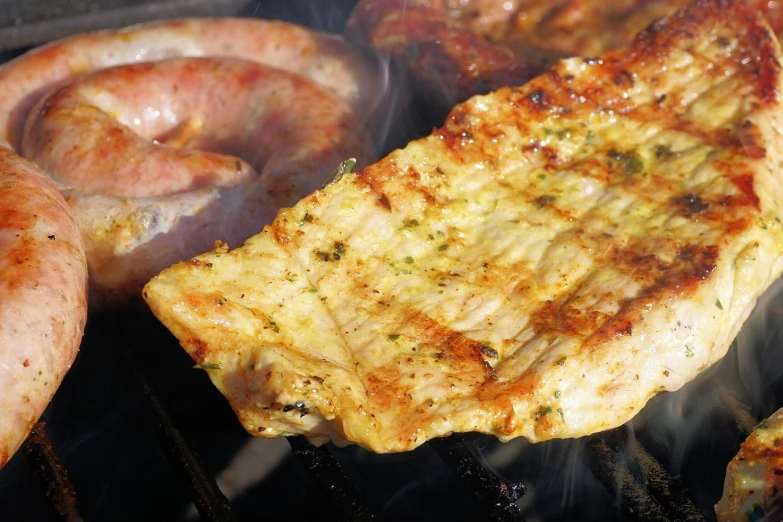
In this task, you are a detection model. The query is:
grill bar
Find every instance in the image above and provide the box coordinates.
[588,429,710,522]
[22,422,83,522]
[624,435,706,522]
[587,435,671,522]
[287,436,377,522]
[120,347,236,522]
[430,435,526,522]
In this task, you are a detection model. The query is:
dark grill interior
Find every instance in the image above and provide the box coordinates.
[1,1,783,521]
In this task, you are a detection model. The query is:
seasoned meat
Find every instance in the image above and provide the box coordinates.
[716,408,783,521]
[0,17,381,308]
[0,149,88,467]
[346,0,537,107]
[144,0,783,453]
[347,0,783,108]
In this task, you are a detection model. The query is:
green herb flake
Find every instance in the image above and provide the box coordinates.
[300,212,314,226]
[315,251,331,262]
[554,390,561,398]
[716,299,724,310]
[585,130,595,141]
[534,195,557,208]
[438,244,449,251]
[269,321,280,333]
[558,408,565,422]
[623,156,643,176]
[334,242,346,255]
[757,419,769,433]
[655,144,672,159]
[286,275,297,283]
[194,363,222,370]
[608,149,644,177]
[403,218,420,228]
[685,346,694,358]
[404,256,415,264]
[537,174,546,180]
[388,334,400,342]
[307,288,318,294]
[535,406,553,420]
[323,158,356,187]
[557,356,567,366]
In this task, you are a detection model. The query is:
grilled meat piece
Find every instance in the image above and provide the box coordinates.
[144,0,783,453]
[346,0,537,109]
[716,408,783,521]
[347,0,783,110]
[0,150,88,467]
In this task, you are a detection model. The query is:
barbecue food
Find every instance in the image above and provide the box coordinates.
[347,0,783,108]
[144,0,783,452]
[716,408,783,521]
[0,18,381,308]
[0,149,88,467]
[346,0,536,108]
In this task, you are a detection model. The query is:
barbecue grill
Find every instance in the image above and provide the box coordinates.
[1,1,782,521]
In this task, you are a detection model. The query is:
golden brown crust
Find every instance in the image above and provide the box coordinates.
[144,0,783,452]
[348,0,783,108]
[0,148,88,467]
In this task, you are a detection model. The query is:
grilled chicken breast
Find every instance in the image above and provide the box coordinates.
[716,408,783,521]
[144,0,783,453]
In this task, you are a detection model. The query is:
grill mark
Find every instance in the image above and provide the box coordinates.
[527,233,719,346]
[586,244,718,347]
[254,0,776,446]
[731,173,760,210]
[361,306,493,411]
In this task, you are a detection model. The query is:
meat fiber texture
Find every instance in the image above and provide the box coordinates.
[144,0,783,453]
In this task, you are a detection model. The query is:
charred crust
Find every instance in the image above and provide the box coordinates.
[188,338,208,363]
[731,173,761,210]
[675,193,710,217]
[378,193,392,211]
[346,0,535,105]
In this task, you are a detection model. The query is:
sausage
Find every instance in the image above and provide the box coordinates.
[0,148,88,468]
[21,56,375,307]
[0,17,383,150]
[0,18,382,308]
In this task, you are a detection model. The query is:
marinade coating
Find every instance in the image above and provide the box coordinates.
[145,0,783,453]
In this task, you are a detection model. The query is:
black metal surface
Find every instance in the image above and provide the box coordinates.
[0,0,248,52]
[588,430,707,522]
[587,435,672,522]
[431,435,526,522]
[288,436,377,522]
[119,344,237,522]
[624,435,705,522]
[21,423,83,522]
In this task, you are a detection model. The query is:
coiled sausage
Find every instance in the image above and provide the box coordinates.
[0,18,382,308]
